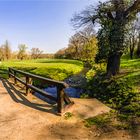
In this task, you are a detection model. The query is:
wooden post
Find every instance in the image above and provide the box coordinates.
[14,71,17,84]
[57,86,64,113]
[8,68,11,78]
[26,76,29,95]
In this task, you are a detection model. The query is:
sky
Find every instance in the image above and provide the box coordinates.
[0,0,104,53]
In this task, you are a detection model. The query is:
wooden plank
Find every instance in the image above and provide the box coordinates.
[10,73,57,101]
[9,68,68,88]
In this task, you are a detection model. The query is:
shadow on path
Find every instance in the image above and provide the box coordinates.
[1,78,58,115]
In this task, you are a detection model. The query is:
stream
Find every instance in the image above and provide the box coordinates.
[34,86,83,104]
[34,68,88,104]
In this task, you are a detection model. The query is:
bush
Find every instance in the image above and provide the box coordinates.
[85,113,111,128]
[86,69,96,81]
[87,73,139,115]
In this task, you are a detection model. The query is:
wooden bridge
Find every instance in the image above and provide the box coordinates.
[8,67,74,114]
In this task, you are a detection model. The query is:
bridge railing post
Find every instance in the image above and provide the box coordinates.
[26,76,29,95]
[25,76,32,95]
[14,71,17,84]
[57,86,64,113]
[8,68,11,78]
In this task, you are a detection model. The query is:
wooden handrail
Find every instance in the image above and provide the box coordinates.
[8,67,74,114]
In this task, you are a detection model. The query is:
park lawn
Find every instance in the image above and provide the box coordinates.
[0,59,83,80]
[0,57,140,87]
[121,58,140,92]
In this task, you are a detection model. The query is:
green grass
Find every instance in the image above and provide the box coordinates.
[121,58,140,91]
[0,59,83,80]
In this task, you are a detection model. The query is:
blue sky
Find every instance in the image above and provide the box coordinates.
[0,0,102,53]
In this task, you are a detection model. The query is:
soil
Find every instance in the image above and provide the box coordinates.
[0,79,140,140]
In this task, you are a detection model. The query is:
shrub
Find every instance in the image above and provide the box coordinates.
[85,114,111,128]
[86,69,96,81]
[87,73,139,115]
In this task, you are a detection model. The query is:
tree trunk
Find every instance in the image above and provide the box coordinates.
[129,37,134,59]
[106,53,121,77]
[136,34,140,57]
[107,16,124,77]
[130,50,133,59]
[130,44,134,59]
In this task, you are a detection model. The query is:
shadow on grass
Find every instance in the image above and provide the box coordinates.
[1,78,58,115]
[116,69,140,87]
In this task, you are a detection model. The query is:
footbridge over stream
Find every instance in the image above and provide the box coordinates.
[0,67,110,117]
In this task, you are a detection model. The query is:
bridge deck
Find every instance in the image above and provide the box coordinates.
[0,78,110,140]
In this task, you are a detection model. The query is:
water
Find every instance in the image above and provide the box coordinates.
[34,86,82,104]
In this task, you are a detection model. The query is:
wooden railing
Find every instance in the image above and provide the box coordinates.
[8,67,74,113]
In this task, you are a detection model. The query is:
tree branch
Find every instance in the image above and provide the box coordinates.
[107,11,114,19]
[124,0,140,18]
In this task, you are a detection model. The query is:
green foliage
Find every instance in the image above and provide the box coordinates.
[80,93,89,98]
[56,27,98,66]
[87,73,138,114]
[85,114,111,128]
[95,27,110,63]
[64,112,73,120]
[114,123,132,130]
[86,69,96,81]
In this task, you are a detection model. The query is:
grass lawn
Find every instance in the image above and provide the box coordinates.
[0,59,83,80]
[121,58,140,92]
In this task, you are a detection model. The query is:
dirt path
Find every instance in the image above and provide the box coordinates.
[0,79,139,140]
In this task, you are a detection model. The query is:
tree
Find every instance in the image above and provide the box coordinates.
[3,40,11,60]
[66,27,98,64]
[135,15,140,57]
[68,32,82,60]
[0,40,12,61]
[78,27,98,64]
[137,33,140,57]
[31,48,43,59]
[126,20,139,59]
[55,48,67,59]
[72,0,140,77]
[0,46,5,61]
[17,44,28,60]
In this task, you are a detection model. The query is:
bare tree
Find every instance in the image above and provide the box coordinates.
[31,48,43,59]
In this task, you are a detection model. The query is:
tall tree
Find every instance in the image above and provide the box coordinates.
[72,0,140,77]
[17,44,28,60]
[3,40,11,60]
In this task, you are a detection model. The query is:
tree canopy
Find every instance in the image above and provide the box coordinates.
[71,0,140,77]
